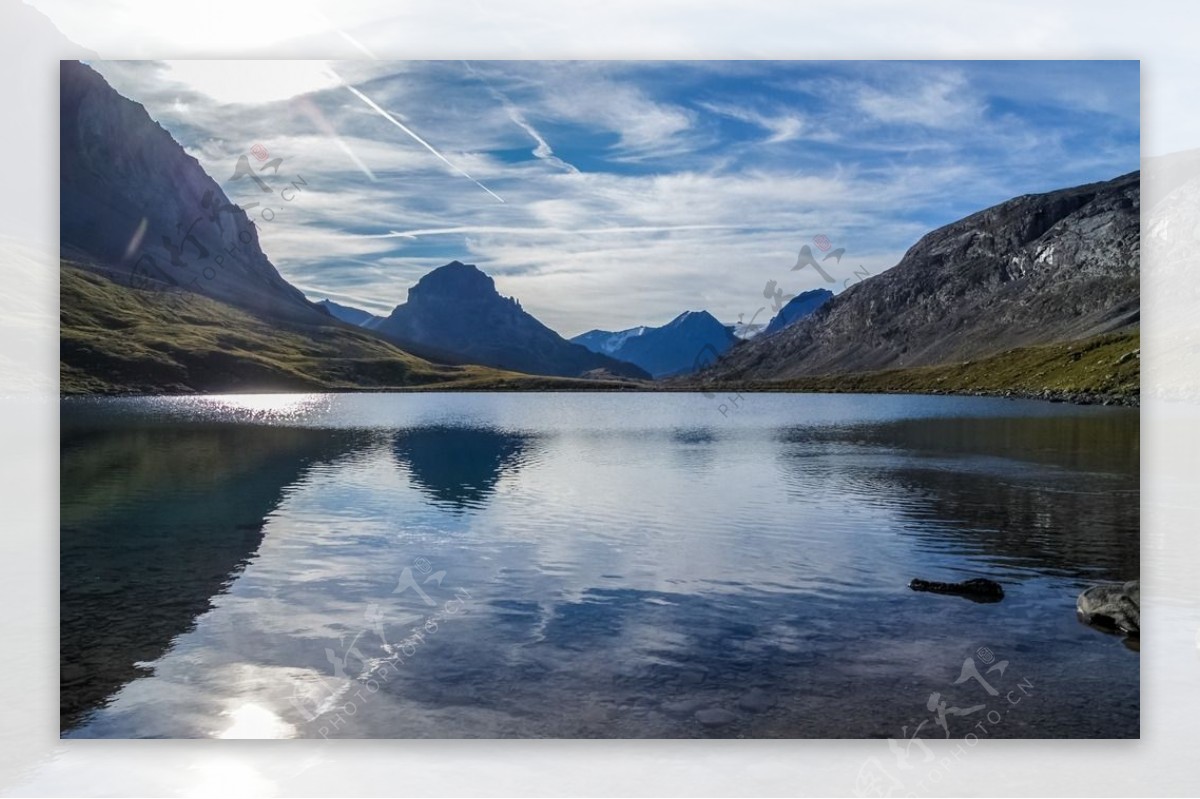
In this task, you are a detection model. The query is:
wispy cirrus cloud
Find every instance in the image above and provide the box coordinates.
[462,60,580,174]
[854,69,983,129]
[695,100,812,144]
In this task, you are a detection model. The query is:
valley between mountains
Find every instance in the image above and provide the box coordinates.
[59,61,1139,404]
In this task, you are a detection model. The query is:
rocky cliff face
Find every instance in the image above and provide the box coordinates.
[373,262,650,379]
[60,60,321,323]
[573,311,737,378]
[705,172,1140,382]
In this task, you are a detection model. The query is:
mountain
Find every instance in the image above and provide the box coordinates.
[572,325,650,357]
[371,262,650,380]
[317,299,383,327]
[61,263,652,394]
[573,311,737,378]
[762,289,833,336]
[60,60,322,324]
[701,172,1139,383]
[57,63,643,394]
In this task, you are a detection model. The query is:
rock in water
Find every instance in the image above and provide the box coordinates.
[909,577,1005,603]
[736,689,775,713]
[694,708,738,727]
[1077,580,1139,635]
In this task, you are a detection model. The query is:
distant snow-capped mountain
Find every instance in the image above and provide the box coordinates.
[572,310,737,378]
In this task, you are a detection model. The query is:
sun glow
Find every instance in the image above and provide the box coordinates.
[216,702,296,739]
[164,60,340,105]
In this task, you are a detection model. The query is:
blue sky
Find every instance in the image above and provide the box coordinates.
[89,60,1139,337]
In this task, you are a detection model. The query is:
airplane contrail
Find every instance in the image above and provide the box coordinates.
[295,97,377,183]
[356,223,761,239]
[333,73,505,204]
[334,29,380,60]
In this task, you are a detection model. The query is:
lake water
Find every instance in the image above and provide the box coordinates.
[60,392,1139,739]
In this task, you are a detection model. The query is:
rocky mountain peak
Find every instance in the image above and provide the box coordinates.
[59,60,320,323]
[374,262,647,380]
[409,261,496,300]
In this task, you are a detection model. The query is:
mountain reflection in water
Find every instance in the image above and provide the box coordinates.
[60,393,1138,739]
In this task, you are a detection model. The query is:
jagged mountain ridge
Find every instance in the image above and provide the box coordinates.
[372,262,650,380]
[703,172,1140,383]
[572,311,737,378]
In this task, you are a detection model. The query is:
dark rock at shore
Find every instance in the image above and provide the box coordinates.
[909,577,1005,603]
[1077,579,1139,636]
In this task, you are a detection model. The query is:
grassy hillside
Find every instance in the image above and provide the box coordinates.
[61,264,644,395]
[720,331,1139,404]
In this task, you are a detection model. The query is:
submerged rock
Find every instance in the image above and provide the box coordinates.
[737,688,775,713]
[1077,580,1139,635]
[694,708,738,727]
[661,698,708,716]
[909,577,1005,603]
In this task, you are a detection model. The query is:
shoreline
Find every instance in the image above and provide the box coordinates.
[58,384,1139,407]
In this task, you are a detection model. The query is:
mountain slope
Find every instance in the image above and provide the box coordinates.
[573,311,737,378]
[61,263,643,394]
[701,331,1139,405]
[762,289,833,336]
[372,262,650,380]
[59,62,645,393]
[317,299,384,327]
[704,172,1139,383]
[60,60,323,324]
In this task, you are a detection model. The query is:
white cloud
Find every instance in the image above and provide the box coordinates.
[162,60,341,105]
[854,70,983,129]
